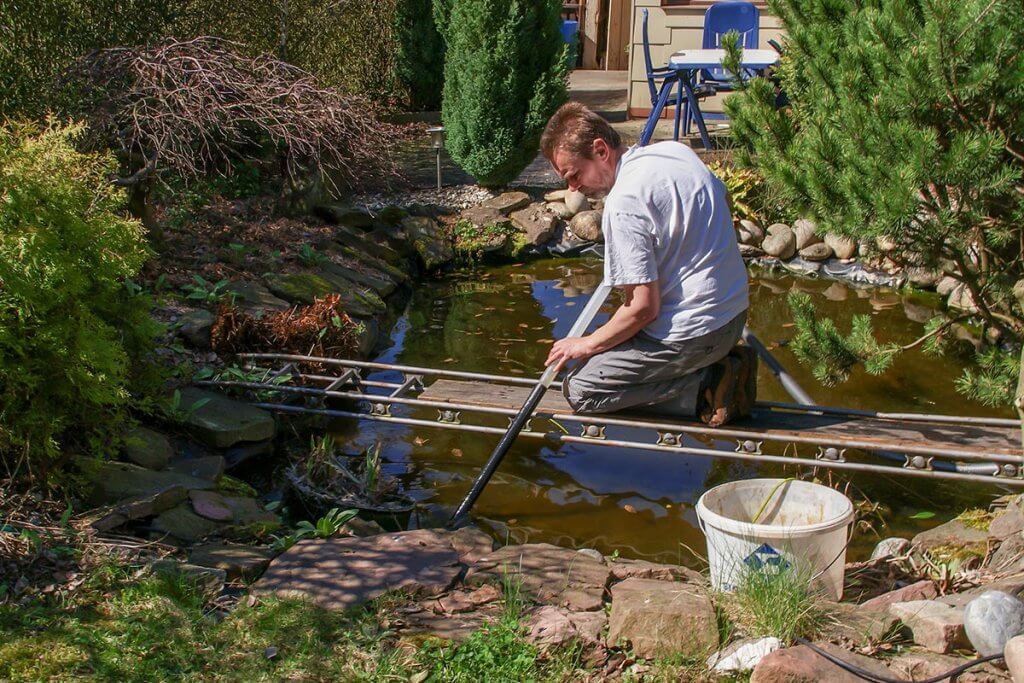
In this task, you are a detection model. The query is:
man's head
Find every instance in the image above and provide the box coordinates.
[540,102,623,196]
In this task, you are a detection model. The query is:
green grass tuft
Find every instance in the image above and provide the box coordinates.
[724,563,831,644]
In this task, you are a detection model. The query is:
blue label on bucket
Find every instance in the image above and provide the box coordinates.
[743,543,790,571]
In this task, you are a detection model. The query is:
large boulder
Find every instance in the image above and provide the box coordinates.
[824,232,857,260]
[177,388,276,449]
[122,426,175,470]
[510,203,558,246]
[762,223,797,260]
[792,218,822,250]
[605,577,718,660]
[479,191,531,215]
[466,543,611,612]
[568,210,603,242]
[403,215,454,270]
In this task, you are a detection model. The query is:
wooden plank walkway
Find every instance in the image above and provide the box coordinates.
[419,379,1023,460]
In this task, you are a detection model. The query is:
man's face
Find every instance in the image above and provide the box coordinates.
[551,139,618,197]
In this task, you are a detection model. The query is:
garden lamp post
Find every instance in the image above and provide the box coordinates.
[427,126,445,190]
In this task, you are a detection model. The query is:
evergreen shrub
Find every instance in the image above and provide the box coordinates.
[725,0,1024,409]
[0,122,158,479]
[394,0,445,111]
[440,0,568,187]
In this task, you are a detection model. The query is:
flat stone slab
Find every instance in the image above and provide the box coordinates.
[913,518,989,552]
[152,503,225,543]
[888,651,1011,683]
[178,388,276,449]
[169,455,225,482]
[608,557,702,583]
[860,579,938,610]
[889,599,968,653]
[751,642,895,683]
[78,458,213,506]
[466,542,611,611]
[122,426,175,470]
[253,529,463,611]
[90,485,188,532]
[526,605,607,650]
[396,602,503,642]
[189,543,275,580]
[606,577,718,660]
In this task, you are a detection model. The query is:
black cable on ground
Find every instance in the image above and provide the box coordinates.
[794,637,1004,683]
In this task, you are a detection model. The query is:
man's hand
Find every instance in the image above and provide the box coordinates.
[545,336,596,369]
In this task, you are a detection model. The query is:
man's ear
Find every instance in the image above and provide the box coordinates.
[592,138,609,160]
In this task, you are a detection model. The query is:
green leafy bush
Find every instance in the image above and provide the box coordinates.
[440,0,568,187]
[0,121,158,479]
[394,0,446,111]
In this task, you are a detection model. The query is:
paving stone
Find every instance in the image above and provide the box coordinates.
[152,503,225,543]
[889,599,968,653]
[189,543,275,580]
[122,426,175,470]
[90,485,188,532]
[169,455,225,482]
[466,542,611,612]
[888,650,1011,683]
[254,530,463,611]
[526,605,607,649]
[860,579,938,610]
[178,388,276,449]
[751,642,894,683]
[608,558,702,583]
[606,577,717,660]
[480,191,531,215]
[78,458,213,506]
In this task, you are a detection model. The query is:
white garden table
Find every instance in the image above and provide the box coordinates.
[639,48,780,149]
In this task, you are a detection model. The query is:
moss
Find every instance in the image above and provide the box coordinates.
[956,508,993,531]
[263,272,334,305]
[925,541,987,564]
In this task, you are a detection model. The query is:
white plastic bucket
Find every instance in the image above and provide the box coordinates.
[696,478,855,600]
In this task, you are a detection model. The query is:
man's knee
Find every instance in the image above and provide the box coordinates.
[563,373,604,414]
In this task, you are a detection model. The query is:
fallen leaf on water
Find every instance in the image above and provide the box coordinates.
[565,302,576,307]
[538,338,554,344]
[623,504,637,514]
[451,448,462,458]
[413,436,430,446]
[518,323,529,328]
[508,518,518,524]
[782,323,795,328]
[443,357,457,363]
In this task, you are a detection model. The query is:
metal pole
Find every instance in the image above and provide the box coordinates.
[741,327,816,406]
[436,148,442,190]
[447,281,613,527]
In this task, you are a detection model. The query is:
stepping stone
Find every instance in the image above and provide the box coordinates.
[606,577,718,660]
[122,426,175,470]
[178,388,276,449]
[189,543,275,580]
[396,602,503,642]
[466,542,611,612]
[253,529,463,611]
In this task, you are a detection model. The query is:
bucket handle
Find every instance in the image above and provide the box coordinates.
[697,516,855,585]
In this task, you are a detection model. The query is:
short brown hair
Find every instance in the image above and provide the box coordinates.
[540,102,621,162]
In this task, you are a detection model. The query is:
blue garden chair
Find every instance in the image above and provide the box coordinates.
[700,1,760,87]
[641,8,713,141]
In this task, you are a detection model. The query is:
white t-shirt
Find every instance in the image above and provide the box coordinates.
[601,141,748,342]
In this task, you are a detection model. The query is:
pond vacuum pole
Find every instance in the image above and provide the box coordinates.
[447,281,614,528]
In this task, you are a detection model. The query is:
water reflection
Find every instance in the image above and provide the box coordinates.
[331,258,1010,564]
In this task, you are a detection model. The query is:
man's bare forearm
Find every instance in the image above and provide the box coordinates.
[584,303,657,354]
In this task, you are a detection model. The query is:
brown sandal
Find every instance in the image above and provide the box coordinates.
[699,356,741,427]
[729,345,758,419]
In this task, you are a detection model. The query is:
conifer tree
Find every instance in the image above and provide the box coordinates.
[394,0,445,111]
[440,0,568,187]
[725,0,1024,419]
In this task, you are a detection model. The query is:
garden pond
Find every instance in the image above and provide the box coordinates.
[326,258,1015,564]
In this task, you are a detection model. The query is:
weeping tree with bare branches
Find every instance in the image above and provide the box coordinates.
[64,36,399,238]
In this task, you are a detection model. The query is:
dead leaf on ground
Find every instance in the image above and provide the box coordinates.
[451,448,462,458]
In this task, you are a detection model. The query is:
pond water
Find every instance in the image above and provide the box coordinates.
[329,258,1014,564]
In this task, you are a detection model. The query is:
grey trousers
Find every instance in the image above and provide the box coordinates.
[563,310,747,417]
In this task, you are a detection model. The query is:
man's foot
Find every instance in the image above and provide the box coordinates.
[699,356,741,427]
[729,345,758,418]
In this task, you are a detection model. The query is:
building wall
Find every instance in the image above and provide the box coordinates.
[627,1,784,118]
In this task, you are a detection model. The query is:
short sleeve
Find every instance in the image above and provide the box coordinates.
[603,207,657,286]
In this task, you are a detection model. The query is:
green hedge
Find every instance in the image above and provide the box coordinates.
[0,122,158,479]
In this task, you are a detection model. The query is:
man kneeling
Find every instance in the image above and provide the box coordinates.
[541,102,755,426]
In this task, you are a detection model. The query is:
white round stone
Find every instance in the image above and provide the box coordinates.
[869,537,911,561]
[563,190,591,216]
[963,590,1024,656]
